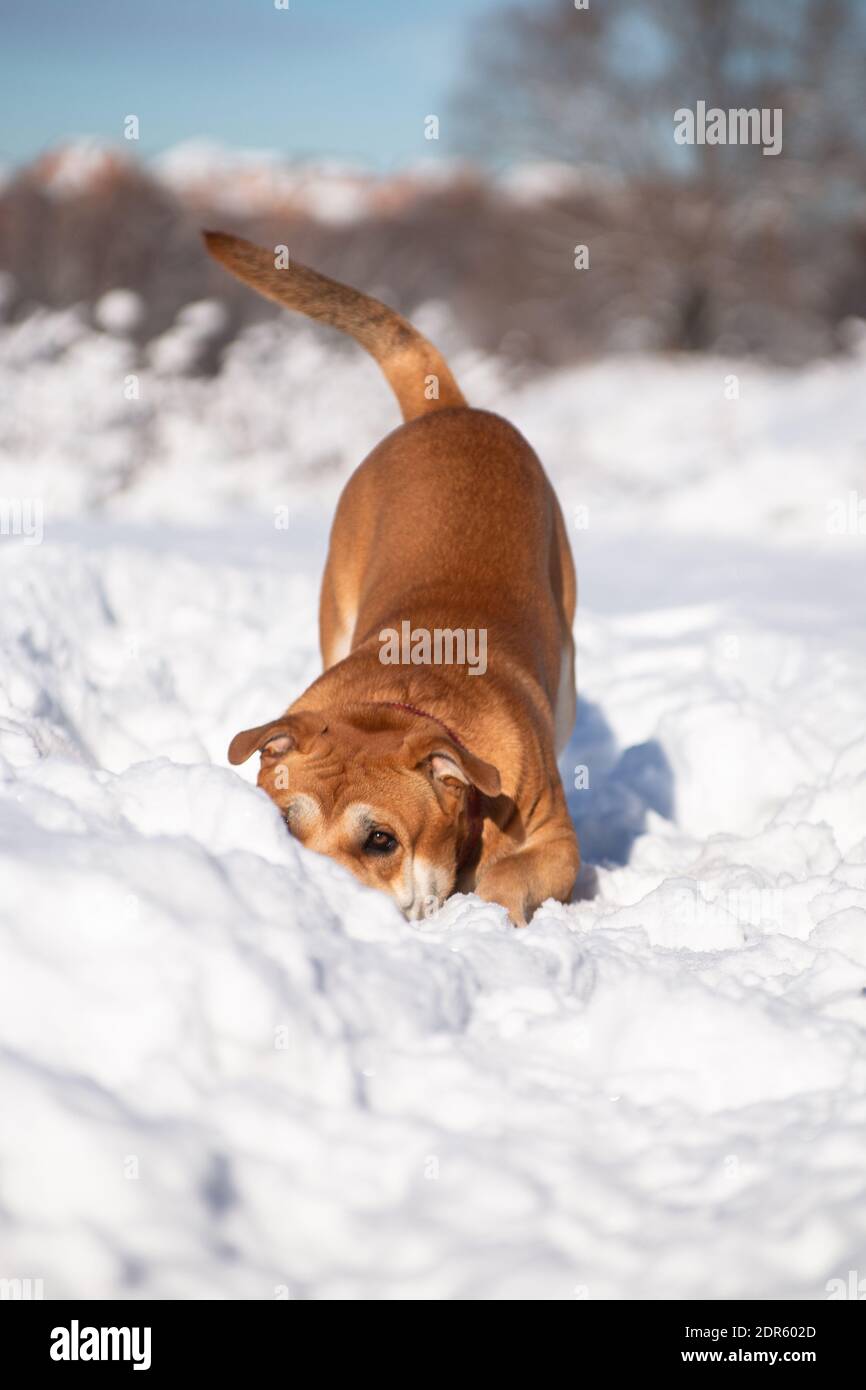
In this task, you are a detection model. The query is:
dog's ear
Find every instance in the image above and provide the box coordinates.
[228,711,327,766]
[406,731,501,799]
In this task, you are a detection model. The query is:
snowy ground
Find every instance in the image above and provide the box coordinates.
[1,298,866,1299]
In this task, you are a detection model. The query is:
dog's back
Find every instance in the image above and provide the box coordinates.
[329,405,574,657]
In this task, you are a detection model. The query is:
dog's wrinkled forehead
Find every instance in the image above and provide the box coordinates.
[268,723,416,804]
[231,705,500,820]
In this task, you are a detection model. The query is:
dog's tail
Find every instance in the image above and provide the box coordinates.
[202,230,466,422]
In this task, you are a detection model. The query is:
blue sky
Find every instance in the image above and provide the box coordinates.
[0,0,498,168]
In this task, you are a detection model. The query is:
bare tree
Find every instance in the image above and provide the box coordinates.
[452,0,866,355]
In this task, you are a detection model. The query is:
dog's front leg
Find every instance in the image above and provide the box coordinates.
[474,828,580,926]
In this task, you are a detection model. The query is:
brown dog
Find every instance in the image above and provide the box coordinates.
[205,231,579,924]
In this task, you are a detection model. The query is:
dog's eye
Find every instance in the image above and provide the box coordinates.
[363,829,398,856]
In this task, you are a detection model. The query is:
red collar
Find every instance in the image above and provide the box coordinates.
[372,701,484,875]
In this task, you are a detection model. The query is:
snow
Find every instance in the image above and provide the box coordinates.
[1,303,866,1300]
[153,141,387,223]
[499,160,623,204]
[31,139,135,198]
[25,138,633,222]
[94,290,144,337]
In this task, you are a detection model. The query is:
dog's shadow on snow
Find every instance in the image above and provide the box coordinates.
[558,698,675,901]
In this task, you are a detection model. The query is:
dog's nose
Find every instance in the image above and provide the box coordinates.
[404,895,441,923]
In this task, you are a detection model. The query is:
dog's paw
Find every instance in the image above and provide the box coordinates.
[474,862,529,927]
